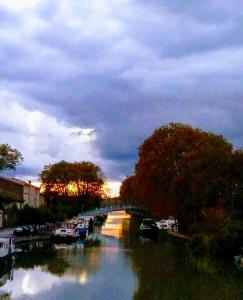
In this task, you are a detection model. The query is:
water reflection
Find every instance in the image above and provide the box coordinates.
[0,258,13,300]
[127,237,243,300]
[101,210,131,239]
[0,215,137,300]
[1,211,243,300]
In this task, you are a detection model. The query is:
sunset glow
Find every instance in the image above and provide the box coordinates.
[39,180,121,198]
[103,181,121,198]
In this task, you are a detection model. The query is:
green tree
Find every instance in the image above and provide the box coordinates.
[0,144,23,171]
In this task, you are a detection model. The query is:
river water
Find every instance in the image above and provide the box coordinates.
[1,211,243,300]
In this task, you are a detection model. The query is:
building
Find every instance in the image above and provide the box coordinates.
[0,175,44,209]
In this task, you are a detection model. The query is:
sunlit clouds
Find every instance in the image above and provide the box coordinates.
[0,94,98,177]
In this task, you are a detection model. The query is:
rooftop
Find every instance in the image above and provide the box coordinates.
[0,174,40,189]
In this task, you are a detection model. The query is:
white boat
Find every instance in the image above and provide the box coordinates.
[0,238,14,259]
[156,218,176,230]
[53,223,79,243]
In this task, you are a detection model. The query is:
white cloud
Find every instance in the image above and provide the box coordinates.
[0,89,98,176]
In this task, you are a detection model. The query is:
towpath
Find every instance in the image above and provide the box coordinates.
[166,230,190,239]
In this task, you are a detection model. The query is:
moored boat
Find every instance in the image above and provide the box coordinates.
[76,223,88,239]
[234,247,243,268]
[156,217,177,231]
[52,223,79,243]
[140,218,158,238]
[0,238,14,260]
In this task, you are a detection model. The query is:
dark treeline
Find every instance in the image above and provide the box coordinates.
[120,123,243,257]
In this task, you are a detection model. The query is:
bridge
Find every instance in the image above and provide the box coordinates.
[79,205,148,217]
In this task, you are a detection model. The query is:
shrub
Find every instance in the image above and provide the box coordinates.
[188,220,243,258]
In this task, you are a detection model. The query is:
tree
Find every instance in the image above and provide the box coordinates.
[0,144,23,171]
[229,150,243,218]
[120,175,138,205]
[40,160,105,210]
[124,123,234,232]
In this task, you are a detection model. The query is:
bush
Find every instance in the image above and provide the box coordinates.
[188,220,243,258]
[188,233,213,255]
[213,220,243,257]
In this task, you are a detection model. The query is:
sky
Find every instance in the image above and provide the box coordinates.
[1,0,243,195]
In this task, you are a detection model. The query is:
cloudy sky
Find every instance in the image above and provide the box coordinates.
[1,0,243,188]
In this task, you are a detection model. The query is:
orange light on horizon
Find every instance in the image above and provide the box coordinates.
[103,181,121,198]
[40,180,121,198]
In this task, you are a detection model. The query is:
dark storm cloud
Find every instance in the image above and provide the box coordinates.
[1,0,243,180]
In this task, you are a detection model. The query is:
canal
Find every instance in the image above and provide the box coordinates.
[1,211,243,300]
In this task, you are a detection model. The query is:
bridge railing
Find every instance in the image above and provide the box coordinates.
[79,204,148,217]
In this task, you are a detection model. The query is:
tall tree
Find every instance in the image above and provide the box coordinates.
[230,150,243,218]
[40,160,105,210]
[0,144,23,171]
[124,123,234,232]
[120,175,138,205]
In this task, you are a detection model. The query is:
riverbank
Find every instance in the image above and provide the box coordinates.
[14,234,52,244]
[0,227,52,244]
[166,230,190,239]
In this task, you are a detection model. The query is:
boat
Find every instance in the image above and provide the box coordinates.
[234,247,243,268]
[52,223,79,243]
[156,219,173,230]
[93,215,106,226]
[0,238,14,262]
[140,218,158,238]
[76,223,88,239]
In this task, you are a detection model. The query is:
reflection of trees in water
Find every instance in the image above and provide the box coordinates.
[0,258,13,284]
[0,258,13,300]
[55,245,102,281]
[120,216,143,248]
[120,217,166,250]
[126,237,243,300]
[14,241,69,276]
[0,292,11,300]
[44,257,70,276]
[14,241,102,281]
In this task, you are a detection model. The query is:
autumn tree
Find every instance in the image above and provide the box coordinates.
[123,123,236,232]
[40,160,105,210]
[229,150,243,218]
[0,144,23,171]
[120,176,139,205]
